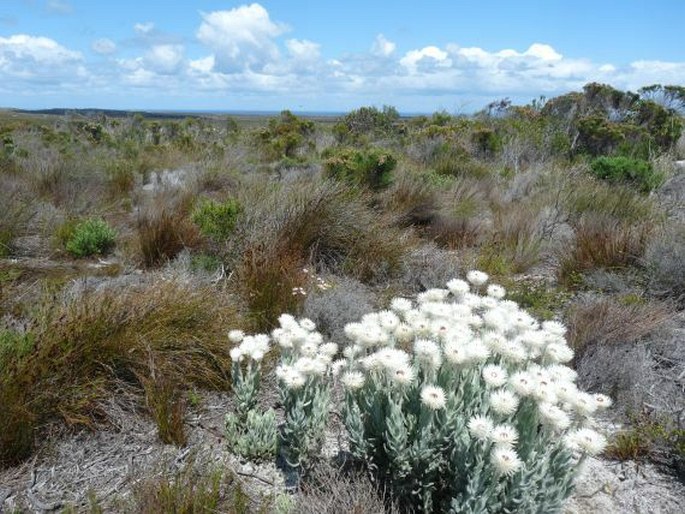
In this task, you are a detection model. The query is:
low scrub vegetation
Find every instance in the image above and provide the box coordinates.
[0,82,684,510]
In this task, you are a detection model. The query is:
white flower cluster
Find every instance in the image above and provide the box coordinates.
[338,271,611,477]
[271,314,337,390]
[229,332,270,363]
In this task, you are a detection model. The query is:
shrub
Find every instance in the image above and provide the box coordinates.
[323,147,397,190]
[0,177,33,256]
[590,156,664,192]
[191,198,242,241]
[332,105,401,144]
[65,218,117,257]
[227,273,613,513]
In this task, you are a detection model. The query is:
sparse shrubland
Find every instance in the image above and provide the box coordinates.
[1,83,684,511]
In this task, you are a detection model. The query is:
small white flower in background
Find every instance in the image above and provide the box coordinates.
[468,415,494,441]
[377,348,411,372]
[278,313,298,330]
[228,329,244,343]
[341,370,365,390]
[466,270,489,286]
[229,347,243,362]
[593,393,613,410]
[282,368,306,390]
[543,343,574,364]
[482,364,508,388]
[490,446,523,476]
[486,284,506,299]
[330,359,346,377]
[465,340,490,363]
[319,342,338,357]
[443,340,469,366]
[414,339,442,369]
[299,318,316,331]
[489,389,519,416]
[508,371,535,397]
[555,381,579,403]
[538,402,571,431]
[389,364,416,386]
[420,385,447,410]
[378,310,400,331]
[573,392,598,417]
[390,297,413,313]
[394,323,414,343]
[565,428,607,456]
[299,341,318,358]
[490,424,519,447]
[446,278,470,296]
[417,288,450,303]
[542,320,567,336]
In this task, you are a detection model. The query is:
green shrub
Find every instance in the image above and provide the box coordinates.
[64,218,117,257]
[332,105,401,143]
[323,147,397,190]
[191,198,242,241]
[590,156,664,192]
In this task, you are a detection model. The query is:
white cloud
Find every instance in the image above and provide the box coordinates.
[143,44,184,75]
[91,38,116,55]
[134,22,155,35]
[0,34,83,78]
[400,46,451,73]
[46,0,72,15]
[371,34,396,57]
[196,3,287,73]
[286,39,320,62]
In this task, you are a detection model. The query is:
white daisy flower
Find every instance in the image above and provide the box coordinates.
[228,329,244,343]
[414,339,442,369]
[468,415,494,441]
[446,278,470,296]
[420,385,447,410]
[565,428,607,456]
[389,364,416,386]
[394,323,415,343]
[593,393,613,410]
[538,402,571,431]
[490,446,523,476]
[341,370,365,390]
[490,424,519,447]
[466,270,489,286]
[319,342,338,357]
[508,371,535,397]
[390,297,413,313]
[487,284,506,299]
[444,340,469,366]
[489,389,519,416]
[282,368,306,390]
[482,364,508,388]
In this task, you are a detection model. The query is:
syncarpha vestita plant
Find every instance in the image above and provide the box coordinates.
[226,271,610,513]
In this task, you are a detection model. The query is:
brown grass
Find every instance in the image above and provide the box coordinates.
[137,192,201,268]
[565,295,671,357]
[0,278,240,467]
[559,214,651,285]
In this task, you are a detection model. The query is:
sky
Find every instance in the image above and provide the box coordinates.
[1,0,684,113]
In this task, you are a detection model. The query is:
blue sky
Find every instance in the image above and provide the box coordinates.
[1,0,684,112]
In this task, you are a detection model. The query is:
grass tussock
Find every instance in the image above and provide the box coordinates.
[137,192,201,268]
[565,295,671,357]
[559,214,652,285]
[0,279,240,467]
[233,180,412,327]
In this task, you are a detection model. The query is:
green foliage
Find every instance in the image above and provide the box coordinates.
[333,105,401,143]
[0,329,34,367]
[505,281,569,321]
[225,409,278,461]
[256,110,315,160]
[64,218,117,257]
[191,198,242,241]
[590,156,663,192]
[323,147,397,190]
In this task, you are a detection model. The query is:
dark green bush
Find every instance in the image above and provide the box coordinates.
[191,198,242,241]
[590,156,663,192]
[64,218,117,257]
[332,105,401,143]
[323,147,397,190]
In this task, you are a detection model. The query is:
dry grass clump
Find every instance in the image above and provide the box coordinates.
[232,179,411,327]
[565,178,658,224]
[0,176,34,256]
[565,294,671,357]
[0,279,240,467]
[137,191,201,268]
[559,214,652,285]
[292,461,398,514]
[486,202,544,273]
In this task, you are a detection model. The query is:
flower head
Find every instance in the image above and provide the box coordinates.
[228,329,244,343]
[490,446,523,476]
[489,389,519,416]
[466,270,489,286]
[565,428,607,456]
[446,278,470,296]
[490,424,519,447]
[487,284,506,299]
[414,339,442,369]
[420,385,447,410]
[341,370,365,390]
[468,415,494,441]
[482,364,508,388]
